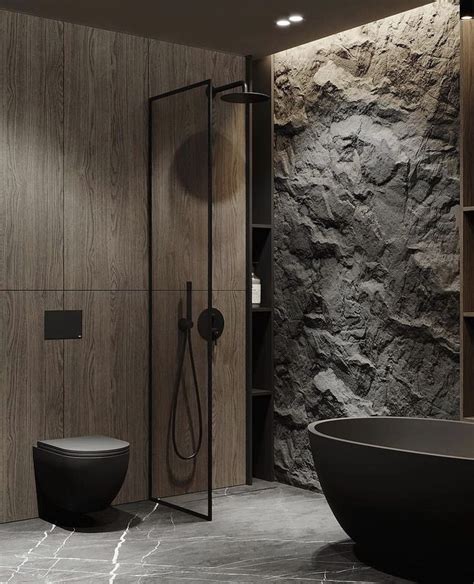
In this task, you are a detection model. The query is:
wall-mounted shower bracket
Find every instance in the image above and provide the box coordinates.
[178,317,193,331]
[178,281,194,332]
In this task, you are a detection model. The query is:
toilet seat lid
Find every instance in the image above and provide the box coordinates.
[37,435,129,457]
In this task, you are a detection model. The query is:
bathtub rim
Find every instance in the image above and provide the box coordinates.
[308,416,474,462]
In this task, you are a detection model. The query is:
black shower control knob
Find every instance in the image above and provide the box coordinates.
[197,308,225,342]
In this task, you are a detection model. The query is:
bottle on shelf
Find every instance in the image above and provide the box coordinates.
[252,266,262,307]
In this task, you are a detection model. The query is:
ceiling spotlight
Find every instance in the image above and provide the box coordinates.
[276,18,291,27]
[461,0,474,20]
[289,14,304,23]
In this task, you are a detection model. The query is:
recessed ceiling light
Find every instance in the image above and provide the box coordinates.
[276,19,291,27]
[462,15,473,19]
[289,14,304,23]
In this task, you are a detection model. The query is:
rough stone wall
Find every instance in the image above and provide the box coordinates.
[273,0,460,489]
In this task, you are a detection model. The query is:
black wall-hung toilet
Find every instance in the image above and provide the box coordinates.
[33,435,129,524]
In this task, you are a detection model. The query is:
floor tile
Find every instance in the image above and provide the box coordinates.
[0,481,417,583]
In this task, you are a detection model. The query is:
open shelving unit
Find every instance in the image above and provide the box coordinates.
[461,21,474,422]
[246,55,275,481]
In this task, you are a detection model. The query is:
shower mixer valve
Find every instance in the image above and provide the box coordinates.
[198,307,225,347]
[171,282,225,462]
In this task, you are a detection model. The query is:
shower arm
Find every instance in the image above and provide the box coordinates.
[212,80,247,98]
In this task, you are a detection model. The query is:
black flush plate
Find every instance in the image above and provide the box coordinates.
[44,310,82,340]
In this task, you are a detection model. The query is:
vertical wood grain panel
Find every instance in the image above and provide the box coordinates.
[209,51,246,89]
[211,56,247,486]
[152,291,208,498]
[213,81,246,291]
[0,11,63,290]
[149,41,209,95]
[148,40,245,100]
[150,41,247,491]
[149,42,246,291]
[211,52,246,291]
[64,25,148,290]
[151,87,209,291]
[0,291,63,522]
[64,291,148,503]
[0,11,248,523]
[212,291,246,487]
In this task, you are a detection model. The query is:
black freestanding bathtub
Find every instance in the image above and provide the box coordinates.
[308,417,474,575]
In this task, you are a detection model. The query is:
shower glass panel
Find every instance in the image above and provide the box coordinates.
[149,80,213,520]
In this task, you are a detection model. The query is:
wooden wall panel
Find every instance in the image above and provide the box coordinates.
[213,93,246,291]
[212,291,246,487]
[0,291,63,522]
[210,52,246,291]
[151,86,209,291]
[64,25,148,291]
[208,52,246,291]
[151,290,246,495]
[0,12,248,525]
[149,40,245,99]
[0,12,63,290]
[149,41,247,491]
[149,42,246,291]
[152,291,209,498]
[64,291,148,503]
[149,41,209,94]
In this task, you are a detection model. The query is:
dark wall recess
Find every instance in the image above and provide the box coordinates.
[247,55,274,482]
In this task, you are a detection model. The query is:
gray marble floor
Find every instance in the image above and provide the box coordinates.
[0,481,414,583]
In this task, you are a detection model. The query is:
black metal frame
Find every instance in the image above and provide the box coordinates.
[213,80,248,97]
[215,73,257,484]
[147,79,213,522]
[245,58,253,484]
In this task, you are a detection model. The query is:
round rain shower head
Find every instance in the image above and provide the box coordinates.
[220,90,270,104]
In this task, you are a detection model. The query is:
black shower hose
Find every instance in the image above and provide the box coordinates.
[171,324,203,461]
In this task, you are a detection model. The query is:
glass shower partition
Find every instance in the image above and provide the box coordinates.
[149,80,213,520]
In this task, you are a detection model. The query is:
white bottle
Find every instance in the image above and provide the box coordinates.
[252,270,261,306]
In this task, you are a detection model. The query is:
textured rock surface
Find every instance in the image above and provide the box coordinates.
[273,1,460,490]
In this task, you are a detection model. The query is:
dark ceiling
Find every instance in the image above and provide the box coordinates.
[0,0,433,56]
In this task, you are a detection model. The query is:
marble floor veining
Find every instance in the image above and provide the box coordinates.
[0,481,415,583]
